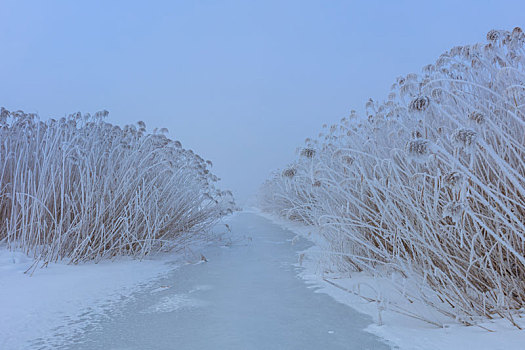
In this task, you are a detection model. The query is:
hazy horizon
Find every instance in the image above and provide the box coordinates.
[1,0,524,204]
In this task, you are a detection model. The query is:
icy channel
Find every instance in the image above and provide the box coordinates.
[53,212,391,349]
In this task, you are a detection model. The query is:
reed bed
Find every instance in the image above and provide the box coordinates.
[259,28,525,326]
[0,109,235,265]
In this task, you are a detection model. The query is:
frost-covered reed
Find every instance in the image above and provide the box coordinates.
[259,28,525,326]
[0,109,235,265]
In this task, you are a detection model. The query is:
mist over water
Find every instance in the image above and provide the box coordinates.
[1,0,523,204]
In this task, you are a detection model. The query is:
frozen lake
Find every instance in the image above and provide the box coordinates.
[39,213,390,350]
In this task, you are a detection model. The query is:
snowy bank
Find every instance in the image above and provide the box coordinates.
[253,209,525,350]
[0,245,209,349]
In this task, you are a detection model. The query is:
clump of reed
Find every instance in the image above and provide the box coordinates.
[0,109,235,266]
[259,28,525,327]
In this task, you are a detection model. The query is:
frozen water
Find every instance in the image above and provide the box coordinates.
[46,213,390,349]
[140,294,209,314]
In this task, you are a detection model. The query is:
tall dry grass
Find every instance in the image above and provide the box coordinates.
[259,28,525,326]
[0,109,235,266]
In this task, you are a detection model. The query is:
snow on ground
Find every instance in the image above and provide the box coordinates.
[60,212,388,350]
[251,208,525,350]
[0,244,209,350]
[3,210,525,350]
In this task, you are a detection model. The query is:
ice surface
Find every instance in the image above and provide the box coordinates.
[50,213,390,350]
[140,294,208,314]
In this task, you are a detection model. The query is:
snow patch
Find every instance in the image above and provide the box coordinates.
[189,284,214,293]
[141,294,208,314]
[0,246,182,349]
[150,285,172,294]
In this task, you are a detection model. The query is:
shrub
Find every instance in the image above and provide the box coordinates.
[0,109,235,265]
[259,28,525,326]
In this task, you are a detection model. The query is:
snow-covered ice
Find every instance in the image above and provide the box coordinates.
[20,212,389,350]
[140,294,209,314]
[0,245,201,349]
[4,210,522,349]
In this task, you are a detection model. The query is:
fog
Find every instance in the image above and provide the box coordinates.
[1,0,523,204]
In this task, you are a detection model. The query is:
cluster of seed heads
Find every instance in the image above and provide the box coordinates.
[468,111,485,124]
[409,96,430,112]
[443,171,464,189]
[430,89,444,104]
[405,139,430,157]
[341,155,355,166]
[487,30,502,42]
[282,168,297,178]
[411,130,423,139]
[443,201,465,223]
[451,128,477,148]
[511,27,524,42]
[300,148,316,158]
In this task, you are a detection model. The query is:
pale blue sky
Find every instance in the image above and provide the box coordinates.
[1,1,523,203]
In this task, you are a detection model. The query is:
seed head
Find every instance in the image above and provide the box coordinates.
[512,27,524,41]
[411,130,423,139]
[300,148,316,158]
[409,96,430,112]
[487,29,501,42]
[468,111,485,124]
[443,202,465,223]
[443,171,464,189]
[365,98,375,112]
[423,64,435,74]
[451,128,477,148]
[282,168,297,178]
[95,110,109,119]
[405,139,430,158]
[341,155,355,166]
